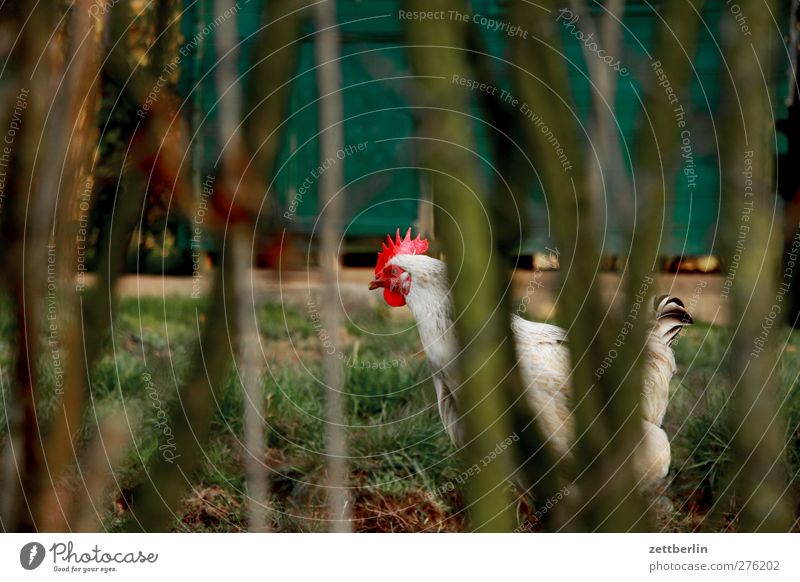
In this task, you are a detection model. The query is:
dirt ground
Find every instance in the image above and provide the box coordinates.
[110,269,728,324]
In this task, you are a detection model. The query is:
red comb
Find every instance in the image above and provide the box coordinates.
[375,228,429,274]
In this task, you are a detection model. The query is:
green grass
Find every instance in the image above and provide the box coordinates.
[667,324,800,529]
[98,296,462,531]
[2,295,800,531]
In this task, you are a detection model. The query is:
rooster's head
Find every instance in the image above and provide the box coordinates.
[369,228,429,307]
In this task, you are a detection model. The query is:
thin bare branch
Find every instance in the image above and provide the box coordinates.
[312,0,351,532]
[214,0,270,533]
[0,0,53,533]
[35,0,106,532]
[509,1,646,530]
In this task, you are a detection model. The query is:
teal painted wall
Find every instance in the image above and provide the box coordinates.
[179,0,793,254]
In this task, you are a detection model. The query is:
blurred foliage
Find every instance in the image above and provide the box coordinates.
[88,0,188,274]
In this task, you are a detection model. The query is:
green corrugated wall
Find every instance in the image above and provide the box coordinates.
[179,0,792,254]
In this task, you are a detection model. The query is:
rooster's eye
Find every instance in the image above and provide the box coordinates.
[391,267,399,276]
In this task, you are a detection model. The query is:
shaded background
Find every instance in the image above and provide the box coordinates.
[0,0,798,533]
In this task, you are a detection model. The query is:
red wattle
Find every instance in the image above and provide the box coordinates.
[383,287,406,307]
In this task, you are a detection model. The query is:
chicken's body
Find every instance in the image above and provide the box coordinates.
[386,252,690,485]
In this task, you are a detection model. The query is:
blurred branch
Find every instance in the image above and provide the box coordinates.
[109,0,236,530]
[150,0,180,76]
[231,226,270,531]
[461,6,572,522]
[509,1,646,531]
[406,0,562,532]
[126,265,233,531]
[618,0,704,518]
[245,0,303,179]
[312,0,351,532]
[627,0,704,279]
[0,0,53,532]
[57,2,189,533]
[463,24,530,260]
[120,0,301,530]
[34,0,107,532]
[70,410,131,532]
[567,0,629,227]
[719,0,793,531]
[214,0,269,532]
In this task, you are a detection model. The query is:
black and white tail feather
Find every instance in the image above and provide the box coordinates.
[652,294,694,346]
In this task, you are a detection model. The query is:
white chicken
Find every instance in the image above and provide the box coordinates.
[368,229,692,485]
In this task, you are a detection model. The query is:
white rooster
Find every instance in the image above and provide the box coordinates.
[369,229,692,485]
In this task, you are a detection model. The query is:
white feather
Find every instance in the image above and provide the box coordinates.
[388,254,688,485]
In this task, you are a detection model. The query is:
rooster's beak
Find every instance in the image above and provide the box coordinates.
[368,278,383,290]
